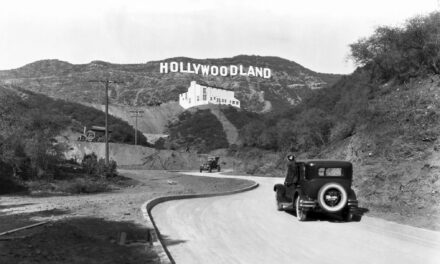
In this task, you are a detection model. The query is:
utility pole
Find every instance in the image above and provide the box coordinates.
[88,79,123,166]
[129,109,144,145]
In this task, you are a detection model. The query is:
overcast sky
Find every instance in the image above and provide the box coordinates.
[1,0,438,73]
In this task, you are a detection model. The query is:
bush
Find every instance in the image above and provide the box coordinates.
[329,121,355,142]
[239,108,333,151]
[82,153,99,174]
[154,137,166,149]
[81,153,118,178]
[221,106,261,129]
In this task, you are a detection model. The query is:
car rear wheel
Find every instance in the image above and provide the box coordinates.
[317,183,347,213]
[295,196,307,221]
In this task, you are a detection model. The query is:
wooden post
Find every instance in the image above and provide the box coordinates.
[129,109,144,146]
[105,80,109,166]
[88,79,124,166]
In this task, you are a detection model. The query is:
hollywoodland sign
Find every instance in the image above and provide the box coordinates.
[160,61,272,79]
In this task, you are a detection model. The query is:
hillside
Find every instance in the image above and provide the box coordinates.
[317,73,440,229]
[0,56,342,114]
[86,101,184,136]
[227,12,440,230]
[165,108,229,153]
[0,84,149,181]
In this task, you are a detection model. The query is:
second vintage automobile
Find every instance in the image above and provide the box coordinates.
[200,156,221,173]
[274,160,364,222]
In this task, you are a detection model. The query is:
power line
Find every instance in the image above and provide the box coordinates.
[88,79,123,166]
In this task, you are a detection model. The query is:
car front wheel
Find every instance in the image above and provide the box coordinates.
[276,199,283,211]
[275,190,284,211]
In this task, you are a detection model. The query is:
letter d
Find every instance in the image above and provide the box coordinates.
[263,68,271,78]
[230,65,238,75]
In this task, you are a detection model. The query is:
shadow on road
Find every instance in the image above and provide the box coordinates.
[0,203,36,210]
[285,207,369,223]
[0,216,160,264]
[160,234,187,246]
[0,208,70,233]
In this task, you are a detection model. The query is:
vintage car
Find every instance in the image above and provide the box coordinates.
[200,156,221,173]
[77,126,112,142]
[274,160,363,222]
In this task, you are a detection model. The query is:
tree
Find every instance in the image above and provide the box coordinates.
[349,12,440,81]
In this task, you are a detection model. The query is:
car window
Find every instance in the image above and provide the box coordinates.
[318,168,343,177]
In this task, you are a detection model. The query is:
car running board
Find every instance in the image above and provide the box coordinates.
[281,202,294,210]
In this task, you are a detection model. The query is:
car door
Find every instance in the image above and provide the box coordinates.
[284,164,300,202]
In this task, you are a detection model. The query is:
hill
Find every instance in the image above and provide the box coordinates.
[0,55,342,114]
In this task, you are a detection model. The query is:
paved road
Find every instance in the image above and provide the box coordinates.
[151,172,440,264]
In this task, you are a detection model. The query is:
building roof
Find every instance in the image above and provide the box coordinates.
[195,81,233,92]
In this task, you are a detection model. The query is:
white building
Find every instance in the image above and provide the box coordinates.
[179,81,240,109]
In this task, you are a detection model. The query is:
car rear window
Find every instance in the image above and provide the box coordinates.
[318,168,343,177]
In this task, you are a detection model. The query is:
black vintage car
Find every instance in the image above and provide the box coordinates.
[274,160,363,222]
[200,156,221,173]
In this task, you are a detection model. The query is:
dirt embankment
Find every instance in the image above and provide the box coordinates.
[88,101,183,135]
[65,141,237,171]
[66,142,157,166]
[0,170,254,264]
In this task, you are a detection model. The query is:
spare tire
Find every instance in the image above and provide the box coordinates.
[317,183,347,212]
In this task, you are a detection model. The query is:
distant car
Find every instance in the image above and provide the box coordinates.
[200,156,221,173]
[274,160,363,222]
[77,126,112,142]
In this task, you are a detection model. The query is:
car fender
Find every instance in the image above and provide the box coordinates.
[347,188,357,200]
[293,189,306,201]
[273,184,285,193]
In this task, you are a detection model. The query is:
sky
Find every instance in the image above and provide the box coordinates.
[1,0,438,73]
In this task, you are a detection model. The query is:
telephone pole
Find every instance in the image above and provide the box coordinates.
[129,109,144,145]
[88,79,123,165]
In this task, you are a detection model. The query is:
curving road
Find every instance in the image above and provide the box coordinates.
[151,172,440,264]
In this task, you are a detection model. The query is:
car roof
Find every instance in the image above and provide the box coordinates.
[297,160,352,167]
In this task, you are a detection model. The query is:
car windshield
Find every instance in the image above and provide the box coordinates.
[318,167,343,177]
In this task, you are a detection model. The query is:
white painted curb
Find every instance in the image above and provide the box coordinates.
[141,181,259,264]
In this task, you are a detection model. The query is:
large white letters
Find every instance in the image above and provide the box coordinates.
[160,61,272,79]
